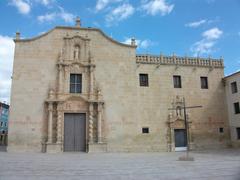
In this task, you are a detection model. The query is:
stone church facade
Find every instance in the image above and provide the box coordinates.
[8,19,230,153]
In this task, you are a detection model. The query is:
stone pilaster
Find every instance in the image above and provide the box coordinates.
[47,102,53,143]
[89,66,94,100]
[58,65,63,94]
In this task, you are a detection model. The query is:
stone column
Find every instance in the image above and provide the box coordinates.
[97,103,102,143]
[56,103,62,143]
[58,65,63,94]
[89,103,94,143]
[89,66,94,100]
[167,122,172,152]
[170,124,175,152]
[47,102,53,143]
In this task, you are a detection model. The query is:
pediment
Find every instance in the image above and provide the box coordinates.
[172,118,185,129]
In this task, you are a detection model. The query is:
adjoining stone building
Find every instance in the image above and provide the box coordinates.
[224,71,240,147]
[8,19,230,153]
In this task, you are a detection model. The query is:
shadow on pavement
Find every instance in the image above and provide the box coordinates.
[0,146,7,152]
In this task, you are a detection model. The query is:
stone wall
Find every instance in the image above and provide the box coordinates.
[8,25,230,152]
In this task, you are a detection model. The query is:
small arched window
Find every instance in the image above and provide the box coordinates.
[73,45,80,60]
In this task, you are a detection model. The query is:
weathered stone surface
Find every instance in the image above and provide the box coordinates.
[8,24,230,153]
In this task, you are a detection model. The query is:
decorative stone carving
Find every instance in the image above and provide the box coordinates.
[44,33,106,152]
[56,103,63,143]
[48,89,55,100]
[89,103,94,143]
[136,54,224,68]
[167,96,194,152]
[47,102,53,143]
[74,45,80,60]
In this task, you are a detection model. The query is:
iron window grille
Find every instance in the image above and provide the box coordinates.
[234,102,240,114]
[70,74,82,93]
[139,74,149,86]
[200,77,208,89]
[231,81,238,94]
[173,75,182,88]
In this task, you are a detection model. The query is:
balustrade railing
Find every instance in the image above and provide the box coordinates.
[136,54,223,68]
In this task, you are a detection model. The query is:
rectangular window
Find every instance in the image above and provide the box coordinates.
[139,74,149,86]
[173,75,182,88]
[70,74,82,93]
[142,127,149,134]
[219,127,224,133]
[0,122,3,127]
[237,128,240,139]
[234,102,240,114]
[231,82,238,94]
[201,77,208,89]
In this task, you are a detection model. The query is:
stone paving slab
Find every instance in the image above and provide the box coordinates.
[0,149,240,180]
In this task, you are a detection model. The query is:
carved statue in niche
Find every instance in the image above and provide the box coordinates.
[176,106,182,117]
[74,45,80,60]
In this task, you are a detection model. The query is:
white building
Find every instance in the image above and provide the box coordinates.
[224,71,240,147]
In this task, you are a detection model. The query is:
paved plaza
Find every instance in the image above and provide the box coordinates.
[0,149,240,180]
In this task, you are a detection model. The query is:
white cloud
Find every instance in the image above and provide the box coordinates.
[38,12,56,22]
[202,27,223,40]
[185,19,207,28]
[59,9,75,23]
[95,0,123,11]
[0,35,15,103]
[38,0,55,6]
[37,7,74,23]
[141,0,174,16]
[123,38,156,49]
[191,27,223,56]
[191,39,215,56]
[10,0,31,14]
[105,3,134,26]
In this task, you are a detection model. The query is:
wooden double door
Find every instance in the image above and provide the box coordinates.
[64,113,86,152]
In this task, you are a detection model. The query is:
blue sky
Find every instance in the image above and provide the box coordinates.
[0,0,240,103]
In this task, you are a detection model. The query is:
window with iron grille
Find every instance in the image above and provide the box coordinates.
[139,74,149,86]
[201,77,208,89]
[237,128,240,139]
[142,127,149,134]
[234,102,240,114]
[70,74,82,93]
[231,81,238,94]
[173,75,182,88]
